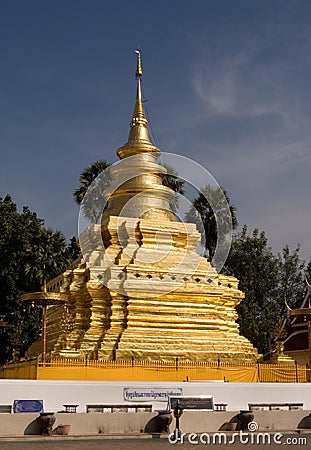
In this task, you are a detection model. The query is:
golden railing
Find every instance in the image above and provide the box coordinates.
[1,358,310,383]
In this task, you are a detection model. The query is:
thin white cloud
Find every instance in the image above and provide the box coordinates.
[192,50,291,122]
[208,137,311,184]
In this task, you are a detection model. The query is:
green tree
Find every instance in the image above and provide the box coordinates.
[0,195,75,364]
[162,164,185,213]
[224,226,280,355]
[74,159,111,223]
[24,228,70,287]
[65,236,81,262]
[162,164,185,194]
[185,185,238,259]
[0,196,42,362]
[277,244,306,314]
[305,258,311,285]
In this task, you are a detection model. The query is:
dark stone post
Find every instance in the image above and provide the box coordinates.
[173,399,183,439]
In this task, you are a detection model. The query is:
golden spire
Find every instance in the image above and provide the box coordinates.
[131,47,147,127]
[117,47,160,159]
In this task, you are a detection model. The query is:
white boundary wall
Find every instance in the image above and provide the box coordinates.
[0,380,310,412]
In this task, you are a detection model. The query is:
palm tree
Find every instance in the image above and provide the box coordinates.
[23,228,69,363]
[162,164,185,213]
[25,228,69,287]
[185,185,238,259]
[162,164,185,195]
[74,160,111,223]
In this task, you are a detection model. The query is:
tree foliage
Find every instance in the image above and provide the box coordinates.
[0,195,77,364]
[224,226,307,356]
[162,165,185,195]
[74,159,111,223]
[277,245,306,314]
[162,164,185,214]
[224,226,281,355]
[24,228,69,287]
[306,259,311,285]
[185,185,238,259]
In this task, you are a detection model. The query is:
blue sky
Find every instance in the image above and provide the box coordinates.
[0,0,310,262]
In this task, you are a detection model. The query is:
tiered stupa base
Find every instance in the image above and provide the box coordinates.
[34,216,259,363]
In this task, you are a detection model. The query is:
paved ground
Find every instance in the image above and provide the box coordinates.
[0,434,309,449]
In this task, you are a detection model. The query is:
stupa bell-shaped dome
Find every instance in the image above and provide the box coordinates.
[103,48,177,222]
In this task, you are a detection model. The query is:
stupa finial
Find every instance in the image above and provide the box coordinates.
[135,46,143,78]
[116,47,160,159]
[131,46,147,127]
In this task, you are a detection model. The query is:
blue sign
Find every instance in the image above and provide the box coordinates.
[13,400,43,413]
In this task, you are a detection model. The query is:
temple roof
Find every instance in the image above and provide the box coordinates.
[284,284,311,352]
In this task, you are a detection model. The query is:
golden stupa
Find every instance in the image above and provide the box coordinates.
[27,49,258,363]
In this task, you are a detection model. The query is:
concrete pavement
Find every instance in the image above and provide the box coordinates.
[0,433,310,449]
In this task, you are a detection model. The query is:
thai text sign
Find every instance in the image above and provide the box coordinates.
[124,388,183,402]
